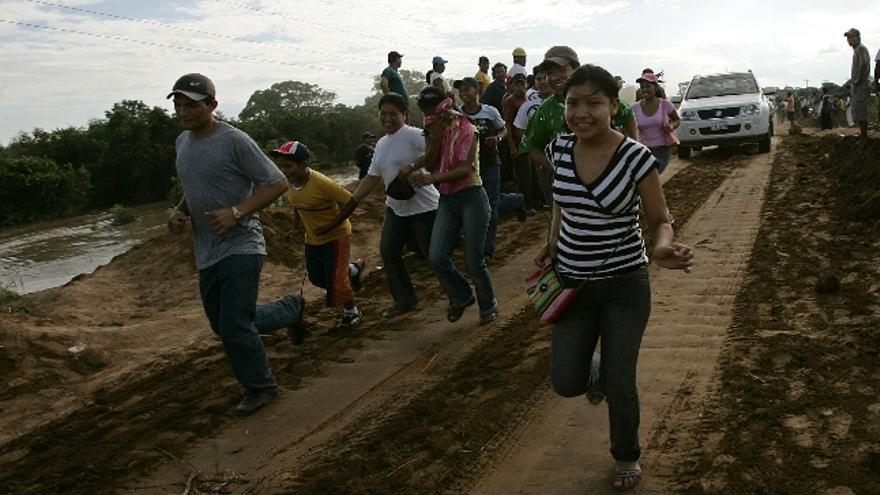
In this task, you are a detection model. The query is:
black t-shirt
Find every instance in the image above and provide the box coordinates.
[354,143,374,179]
[480,80,507,114]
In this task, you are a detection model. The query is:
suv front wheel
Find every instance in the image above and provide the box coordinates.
[758,134,771,154]
[678,146,692,159]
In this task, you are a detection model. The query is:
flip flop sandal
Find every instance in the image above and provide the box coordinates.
[613,468,642,491]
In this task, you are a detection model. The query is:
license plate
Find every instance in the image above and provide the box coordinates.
[711,122,728,131]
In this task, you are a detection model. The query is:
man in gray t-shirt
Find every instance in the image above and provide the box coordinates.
[845,28,871,139]
[167,73,300,416]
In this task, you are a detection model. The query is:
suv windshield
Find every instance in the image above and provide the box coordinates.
[686,73,759,99]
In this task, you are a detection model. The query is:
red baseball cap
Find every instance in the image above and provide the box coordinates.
[271,141,311,161]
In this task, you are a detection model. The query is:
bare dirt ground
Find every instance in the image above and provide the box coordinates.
[4,132,875,495]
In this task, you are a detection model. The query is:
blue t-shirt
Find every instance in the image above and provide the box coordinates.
[175,121,285,269]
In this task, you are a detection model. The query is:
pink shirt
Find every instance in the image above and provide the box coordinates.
[435,117,481,195]
[633,98,674,149]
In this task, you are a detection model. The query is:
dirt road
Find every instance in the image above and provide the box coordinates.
[8,134,876,495]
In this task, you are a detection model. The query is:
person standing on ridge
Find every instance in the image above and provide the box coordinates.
[844,28,871,140]
[381,51,408,101]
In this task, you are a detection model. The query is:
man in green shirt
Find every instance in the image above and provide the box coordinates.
[381,51,408,100]
[519,46,637,171]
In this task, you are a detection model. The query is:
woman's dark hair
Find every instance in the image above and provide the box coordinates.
[492,62,507,73]
[378,92,409,113]
[564,64,619,100]
[425,69,434,84]
[417,86,444,113]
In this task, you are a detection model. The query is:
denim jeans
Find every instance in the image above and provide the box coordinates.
[480,165,501,259]
[551,267,651,462]
[649,146,670,174]
[254,295,304,334]
[198,254,277,391]
[380,207,436,308]
[429,186,497,318]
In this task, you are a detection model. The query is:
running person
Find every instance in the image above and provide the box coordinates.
[315,92,440,319]
[536,65,693,491]
[271,141,365,330]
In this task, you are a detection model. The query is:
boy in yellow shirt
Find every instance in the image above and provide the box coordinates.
[271,141,364,329]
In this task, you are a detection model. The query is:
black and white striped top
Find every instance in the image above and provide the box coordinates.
[550,134,659,280]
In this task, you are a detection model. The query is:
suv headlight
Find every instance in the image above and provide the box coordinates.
[681,109,699,121]
[741,104,760,116]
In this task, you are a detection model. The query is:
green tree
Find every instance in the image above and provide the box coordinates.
[239,81,336,121]
[0,155,91,225]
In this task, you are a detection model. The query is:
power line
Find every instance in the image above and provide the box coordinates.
[0,19,376,78]
[22,0,381,66]
[208,0,432,53]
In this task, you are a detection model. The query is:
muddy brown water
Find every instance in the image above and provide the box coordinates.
[0,167,359,295]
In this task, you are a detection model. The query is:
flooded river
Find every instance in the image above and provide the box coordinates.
[0,167,359,294]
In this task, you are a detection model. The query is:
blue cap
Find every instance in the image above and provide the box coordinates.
[432,56,448,65]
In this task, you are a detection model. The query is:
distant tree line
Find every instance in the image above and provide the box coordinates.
[0,70,427,227]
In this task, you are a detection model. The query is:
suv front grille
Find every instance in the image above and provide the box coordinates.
[698,107,741,119]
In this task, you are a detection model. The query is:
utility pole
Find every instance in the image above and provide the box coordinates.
[804,79,810,88]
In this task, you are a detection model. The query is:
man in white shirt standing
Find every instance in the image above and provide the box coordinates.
[509,47,528,78]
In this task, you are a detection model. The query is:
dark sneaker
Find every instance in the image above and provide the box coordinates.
[286,295,307,346]
[382,303,415,319]
[337,307,363,330]
[350,259,366,292]
[234,388,277,416]
[479,308,499,326]
[446,296,476,323]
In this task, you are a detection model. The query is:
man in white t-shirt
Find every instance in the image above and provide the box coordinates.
[430,55,454,97]
[508,47,528,78]
[315,93,440,318]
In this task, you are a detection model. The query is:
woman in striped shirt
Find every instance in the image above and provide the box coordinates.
[534,65,693,491]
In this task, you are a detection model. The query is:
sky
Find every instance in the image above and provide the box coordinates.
[1,0,880,145]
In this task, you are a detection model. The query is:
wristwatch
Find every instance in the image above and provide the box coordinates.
[231,206,244,220]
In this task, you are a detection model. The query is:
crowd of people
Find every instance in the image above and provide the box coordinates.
[167,45,698,491]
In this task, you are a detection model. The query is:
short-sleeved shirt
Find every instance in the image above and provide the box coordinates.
[514,95,545,130]
[284,170,353,246]
[633,99,675,148]
[367,125,439,217]
[465,104,506,169]
[175,121,285,270]
[550,134,659,280]
[480,79,507,113]
[503,93,527,126]
[436,118,482,195]
[614,99,636,132]
[382,66,408,100]
[519,94,565,156]
[519,95,638,155]
[430,72,453,94]
[474,70,492,90]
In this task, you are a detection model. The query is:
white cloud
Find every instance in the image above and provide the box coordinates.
[1,0,880,143]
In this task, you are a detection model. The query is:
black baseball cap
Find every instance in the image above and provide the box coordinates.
[362,131,376,139]
[479,55,489,63]
[388,51,404,63]
[453,77,480,91]
[167,73,216,101]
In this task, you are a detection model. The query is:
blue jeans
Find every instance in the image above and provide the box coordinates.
[255,295,304,334]
[481,165,500,259]
[551,267,651,462]
[380,207,436,308]
[198,254,277,391]
[429,186,497,318]
[649,146,670,174]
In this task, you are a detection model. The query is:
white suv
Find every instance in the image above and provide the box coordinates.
[676,71,774,158]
